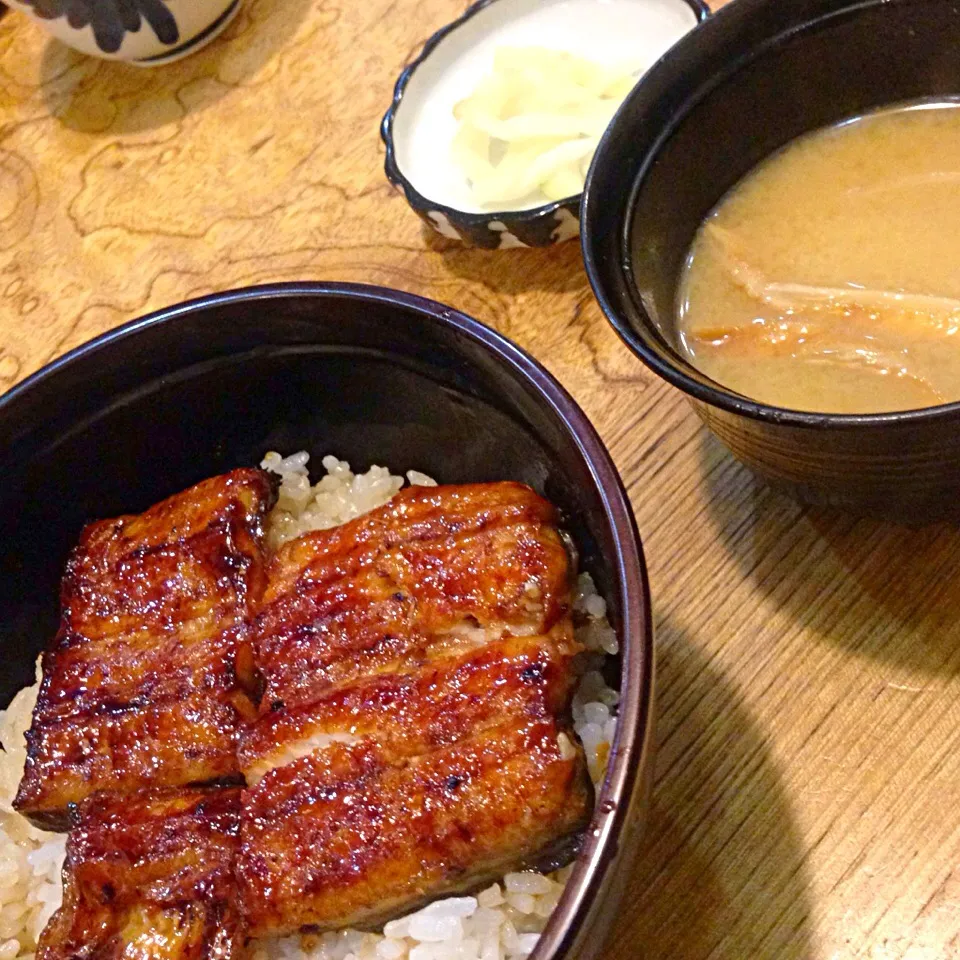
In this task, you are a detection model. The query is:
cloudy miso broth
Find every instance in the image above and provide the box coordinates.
[676,100,960,413]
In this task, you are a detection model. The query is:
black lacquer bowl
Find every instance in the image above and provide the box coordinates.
[582,0,960,521]
[0,283,651,960]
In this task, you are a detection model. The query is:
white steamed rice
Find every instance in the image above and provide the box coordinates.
[0,454,620,960]
[0,671,66,960]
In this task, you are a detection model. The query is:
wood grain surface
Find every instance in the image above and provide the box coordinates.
[1,3,959,958]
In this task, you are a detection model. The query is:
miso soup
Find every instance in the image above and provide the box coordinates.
[676,100,960,414]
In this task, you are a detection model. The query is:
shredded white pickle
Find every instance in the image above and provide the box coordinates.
[451,47,638,208]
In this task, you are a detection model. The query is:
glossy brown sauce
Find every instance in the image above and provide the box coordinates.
[23,473,591,952]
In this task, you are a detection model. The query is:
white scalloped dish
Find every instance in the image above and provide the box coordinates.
[382,0,706,248]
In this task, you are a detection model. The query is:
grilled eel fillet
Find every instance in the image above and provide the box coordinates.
[38,788,244,960]
[250,482,574,713]
[238,482,592,937]
[15,469,277,829]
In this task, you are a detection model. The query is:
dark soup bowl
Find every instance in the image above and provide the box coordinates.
[0,283,650,960]
[582,0,960,522]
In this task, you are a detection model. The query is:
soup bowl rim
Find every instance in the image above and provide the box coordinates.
[581,0,960,431]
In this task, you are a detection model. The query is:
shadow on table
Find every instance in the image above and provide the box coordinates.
[422,226,590,297]
[616,618,815,959]
[38,0,314,134]
[698,430,960,677]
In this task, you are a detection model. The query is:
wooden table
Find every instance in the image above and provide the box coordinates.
[1,3,959,958]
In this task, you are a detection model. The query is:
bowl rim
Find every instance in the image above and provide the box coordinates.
[380,0,709,227]
[581,0,960,430]
[0,281,653,960]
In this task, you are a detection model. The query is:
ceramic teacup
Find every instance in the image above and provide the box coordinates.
[4,0,241,65]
